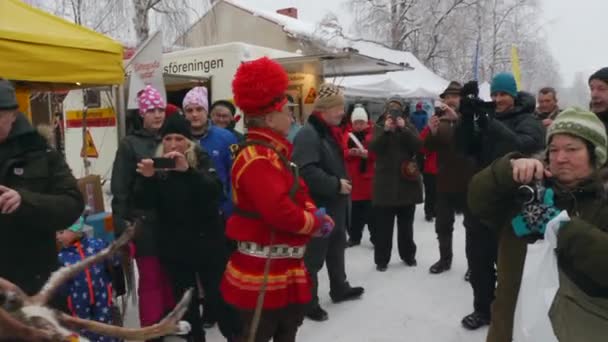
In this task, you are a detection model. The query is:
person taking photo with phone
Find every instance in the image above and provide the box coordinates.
[369,97,423,272]
[111,85,176,337]
[135,114,241,342]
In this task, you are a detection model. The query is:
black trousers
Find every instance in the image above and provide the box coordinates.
[236,304,306,342]
[373,205,417,267]
[163,251,241,341]
[434,192,473,266]
[347,200,373,243]
[423,173,436,218]
[304,226,349,309]
[466,218,498,317]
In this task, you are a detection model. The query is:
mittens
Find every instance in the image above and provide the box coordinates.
[314,208,335,238]
[512,188,561,237]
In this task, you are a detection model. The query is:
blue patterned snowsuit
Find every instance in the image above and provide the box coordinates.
[58,237,119,342]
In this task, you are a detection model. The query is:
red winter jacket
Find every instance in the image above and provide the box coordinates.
[419,126,438,175]
[343,125,375,201]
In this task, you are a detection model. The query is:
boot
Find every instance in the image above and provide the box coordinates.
[306,305,329,322]
[429,258,452,274]
[430,235,452,274]
[330,286,365,303]
[461,311,490,330]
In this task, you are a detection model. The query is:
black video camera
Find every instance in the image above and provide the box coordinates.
[459,81,496,119]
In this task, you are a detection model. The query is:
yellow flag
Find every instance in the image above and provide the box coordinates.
[511,45,522,90]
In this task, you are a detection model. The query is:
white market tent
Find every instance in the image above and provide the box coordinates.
[338,41,449,99]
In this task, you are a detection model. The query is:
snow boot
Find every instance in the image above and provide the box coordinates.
[330,286,365,303]
[430,235,452,274]
[429,258,452,274]
[403,258,417,267]
[461,311,490,330]
[306,305,329,322]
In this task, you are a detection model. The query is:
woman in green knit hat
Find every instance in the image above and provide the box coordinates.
[468,107,608,342]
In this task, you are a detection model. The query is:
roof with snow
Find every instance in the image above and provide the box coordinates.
[200,0,448,98]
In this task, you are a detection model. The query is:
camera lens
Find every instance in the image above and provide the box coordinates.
[517,185,536,205]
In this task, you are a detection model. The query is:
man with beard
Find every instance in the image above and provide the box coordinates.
[423,81,476,279]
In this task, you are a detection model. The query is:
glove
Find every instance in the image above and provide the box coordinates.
[460,80,480,98]
[512,188,561,237]
[314,208,335,238]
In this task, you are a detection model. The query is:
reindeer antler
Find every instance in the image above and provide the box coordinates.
[0,219,194,342]
[33,225,136,305]
[59,289,193,340]
[0,307,59,342]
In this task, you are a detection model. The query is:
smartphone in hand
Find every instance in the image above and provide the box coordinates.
[151,157,176,170]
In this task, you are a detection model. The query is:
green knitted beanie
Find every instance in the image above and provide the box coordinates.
[547,107,608,167]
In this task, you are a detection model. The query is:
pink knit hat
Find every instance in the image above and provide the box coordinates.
[182,86,209,112]
[138,85,165,115]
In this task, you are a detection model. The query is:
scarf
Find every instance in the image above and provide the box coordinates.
[312,111,345,149]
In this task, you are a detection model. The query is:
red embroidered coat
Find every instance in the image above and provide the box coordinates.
[220,128,321,310]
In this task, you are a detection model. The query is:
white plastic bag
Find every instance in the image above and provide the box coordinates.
[512,210,569,342]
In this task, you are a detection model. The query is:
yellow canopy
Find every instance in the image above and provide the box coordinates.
[0,0,124,86]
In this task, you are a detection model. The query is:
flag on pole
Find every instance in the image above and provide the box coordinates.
[472,36,481,81]
[511,45,522,89]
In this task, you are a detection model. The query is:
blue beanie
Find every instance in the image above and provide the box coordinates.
[491,73,518,98]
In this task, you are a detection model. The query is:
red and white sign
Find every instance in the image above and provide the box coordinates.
[126,31,165,109]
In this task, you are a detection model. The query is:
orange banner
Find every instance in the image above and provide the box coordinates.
[15,87,31,122]
[66,107,116,128]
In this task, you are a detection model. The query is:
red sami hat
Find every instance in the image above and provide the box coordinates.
[232,57,289,117]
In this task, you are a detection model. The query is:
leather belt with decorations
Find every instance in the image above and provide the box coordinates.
[237,242,306,259]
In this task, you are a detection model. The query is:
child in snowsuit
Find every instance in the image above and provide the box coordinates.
[56,216,119,342]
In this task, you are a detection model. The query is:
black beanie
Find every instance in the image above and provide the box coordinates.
[210,100,236,116]
[589,67,608,85]
[161,114,193,139]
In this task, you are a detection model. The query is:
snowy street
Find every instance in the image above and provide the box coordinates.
[199,205,489,342]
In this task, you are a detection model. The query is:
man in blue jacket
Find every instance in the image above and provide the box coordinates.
[183,86,237,218]
[410,101,429,132]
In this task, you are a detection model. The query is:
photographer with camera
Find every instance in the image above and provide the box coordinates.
[423,82,477,280]
[369,98,423,272]
[468,107,608,342]
[455,73,545,330]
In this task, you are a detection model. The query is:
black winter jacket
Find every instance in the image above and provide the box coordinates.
[135,144,223,263]
[0,114,83,294]
[111,129,161,256]
[456,91,544,168]
[292,114,350,231]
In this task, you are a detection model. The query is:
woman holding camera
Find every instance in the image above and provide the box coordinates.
[135,114,240,342]
[369,98,423,271]
[468,107,608,342]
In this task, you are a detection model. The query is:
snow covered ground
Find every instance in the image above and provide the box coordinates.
[206,205,487,342]
[124,204,488,341]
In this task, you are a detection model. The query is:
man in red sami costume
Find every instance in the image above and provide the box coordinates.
[220,57,334,342]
